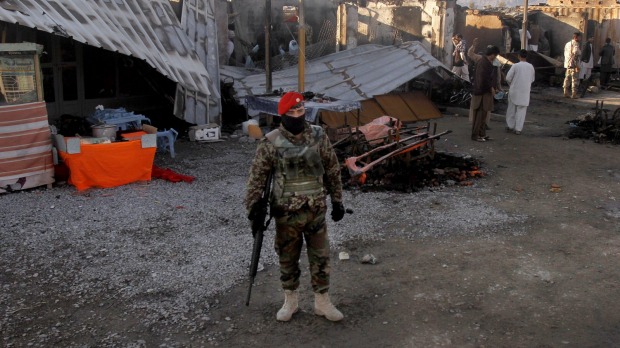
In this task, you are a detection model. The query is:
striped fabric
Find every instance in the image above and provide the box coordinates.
[0,101,54,193]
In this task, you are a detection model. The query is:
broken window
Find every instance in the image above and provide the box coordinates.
[0,53,37,104]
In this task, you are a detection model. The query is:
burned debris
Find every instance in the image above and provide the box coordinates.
[339,141,485,192]
[331,120,485,192]
[567,100,620,144]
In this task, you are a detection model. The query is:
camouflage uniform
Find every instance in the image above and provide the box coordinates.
[245,123,342,293]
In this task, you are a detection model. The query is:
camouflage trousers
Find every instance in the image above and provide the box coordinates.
[274,204,330,293]
[563,68,580,94]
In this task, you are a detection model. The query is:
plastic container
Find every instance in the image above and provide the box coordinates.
[91,124,117,142]
[242,119,259,135]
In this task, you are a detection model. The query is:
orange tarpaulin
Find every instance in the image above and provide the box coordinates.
[59,140,156,191]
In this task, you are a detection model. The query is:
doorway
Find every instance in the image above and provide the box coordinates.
[36,33,84,119]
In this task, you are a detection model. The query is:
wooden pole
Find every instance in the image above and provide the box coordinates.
[265,0,272,93]
[298,0,305,92]
[521,0,528,50]
[337,3,347,52]
[34,53,44,102]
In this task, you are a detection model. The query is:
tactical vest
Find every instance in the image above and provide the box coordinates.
[266,126,325,206]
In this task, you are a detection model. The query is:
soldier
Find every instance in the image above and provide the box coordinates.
[563,32,582,99]
[245,91,346,322]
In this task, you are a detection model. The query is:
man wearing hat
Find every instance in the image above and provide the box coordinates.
[245,91,346,322]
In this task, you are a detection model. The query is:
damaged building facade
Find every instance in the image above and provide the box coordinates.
[459,0,620,66]
[228,0,459,68]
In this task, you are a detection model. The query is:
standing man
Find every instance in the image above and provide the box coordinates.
[563,32,582,99]
[505,49,535,135]
[600,37,615,87]
[245,92,346,322]
[579,36,594,82]
[452,34,469,81]
[470,45,500,142]
[529,23,542,52]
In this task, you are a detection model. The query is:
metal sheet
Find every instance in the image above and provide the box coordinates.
[319,92,441,128]
[374,94,419,122]
[221,41,454,101]
[175,0,221,125]
[0,0,213,97]
[395,91,442,121]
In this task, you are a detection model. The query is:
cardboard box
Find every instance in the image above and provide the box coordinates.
[189,123,220,142]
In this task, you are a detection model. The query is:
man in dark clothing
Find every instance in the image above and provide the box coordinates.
[600,38,616,87]
[470,46,500,142]
[579,36,594,81]
[529,23,542,52]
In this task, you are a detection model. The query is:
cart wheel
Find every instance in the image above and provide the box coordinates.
[612,108,620,128]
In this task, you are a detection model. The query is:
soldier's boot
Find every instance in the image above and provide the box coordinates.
[571,91,579,99]
[563,88,570,98]
[276,290,299,322]
[314,292,344,322]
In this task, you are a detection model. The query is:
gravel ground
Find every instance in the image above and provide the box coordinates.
[0,139,525,345]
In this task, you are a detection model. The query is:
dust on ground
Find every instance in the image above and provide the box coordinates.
[1,87,620,347]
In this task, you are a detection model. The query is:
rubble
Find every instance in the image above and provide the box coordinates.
[333,122,485,191]
[567,100,620,144]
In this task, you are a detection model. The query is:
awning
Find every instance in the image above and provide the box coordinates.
[320,91,442,128]
[0,0,215,97]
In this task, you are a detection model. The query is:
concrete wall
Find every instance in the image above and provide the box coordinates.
[229,0,457,66]
[345,0,457,65]
[531,5,620,65]
[547,0,617,6]
[457,12,505,53]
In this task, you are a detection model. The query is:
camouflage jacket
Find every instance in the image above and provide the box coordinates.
[245,123,343,214]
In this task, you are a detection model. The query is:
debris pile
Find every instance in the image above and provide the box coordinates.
[341,152,484,191]
[334,122,485,191]
[567,101,620,144]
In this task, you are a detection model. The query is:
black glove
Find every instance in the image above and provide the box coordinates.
[331,202,345,222]
[249,202,267,237]
[248,202,267,221]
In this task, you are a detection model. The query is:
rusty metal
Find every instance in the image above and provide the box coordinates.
[344,130,452,181]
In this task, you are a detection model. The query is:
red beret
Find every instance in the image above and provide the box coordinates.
[278,92,304,115]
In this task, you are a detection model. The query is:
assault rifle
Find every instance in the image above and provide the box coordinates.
[245,170,273,306]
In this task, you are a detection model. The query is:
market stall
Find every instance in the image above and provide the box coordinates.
[0,43,54,193]
[54,133,157,191]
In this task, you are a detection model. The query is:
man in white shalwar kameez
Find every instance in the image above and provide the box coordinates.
[506,49,535,135]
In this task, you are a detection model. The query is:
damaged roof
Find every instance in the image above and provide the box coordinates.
[221,41,453,101]
[0,0,214,96]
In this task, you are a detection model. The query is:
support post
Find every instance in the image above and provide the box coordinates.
[337,3,347,52]
[298,0,305,92]
[265,0,272,93]
[521,0,529,50]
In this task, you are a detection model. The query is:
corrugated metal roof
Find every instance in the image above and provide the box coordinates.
[0,0,214,96]
[221,42,453,101]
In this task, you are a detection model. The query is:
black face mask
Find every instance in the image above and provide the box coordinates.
[281,114,306,135]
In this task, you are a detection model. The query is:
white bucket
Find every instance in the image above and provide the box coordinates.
[91,124,117,142]
[242,119,259,135]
